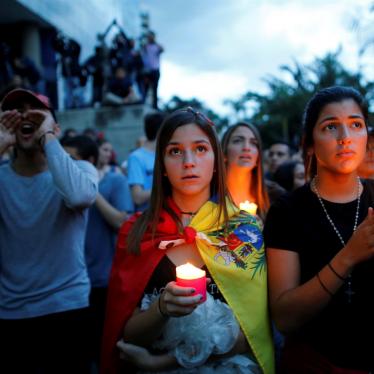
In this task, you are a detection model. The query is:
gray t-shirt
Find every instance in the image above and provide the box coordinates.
[0,139,98,319]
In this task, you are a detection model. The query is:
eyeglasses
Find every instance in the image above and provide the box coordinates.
[184,106,215,127]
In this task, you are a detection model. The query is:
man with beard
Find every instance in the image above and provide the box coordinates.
[0,89,98,373]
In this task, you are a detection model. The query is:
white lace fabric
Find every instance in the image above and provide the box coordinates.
[140,293,261,373]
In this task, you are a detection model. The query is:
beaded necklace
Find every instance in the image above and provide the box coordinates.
[180,211,197,227]
[312,176,361,303]
[180,211,197,216]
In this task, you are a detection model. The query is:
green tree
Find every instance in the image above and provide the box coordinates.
[161,95,229,133]
[230,50,373,149]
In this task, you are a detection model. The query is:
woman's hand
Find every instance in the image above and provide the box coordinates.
[339,207,374,269]
[159,281,204,317]
[123,279,209,346]
[117,340,177,371]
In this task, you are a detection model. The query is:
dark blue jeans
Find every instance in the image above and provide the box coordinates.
[144,69,160,109]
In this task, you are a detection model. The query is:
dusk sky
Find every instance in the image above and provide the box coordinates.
[142,0,374,116]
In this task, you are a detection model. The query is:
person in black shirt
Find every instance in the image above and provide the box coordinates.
[264,86,374,373]
[103,67,139,106]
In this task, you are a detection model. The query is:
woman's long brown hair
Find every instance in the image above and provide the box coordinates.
[127,108,231,255]
[302,86,369,180]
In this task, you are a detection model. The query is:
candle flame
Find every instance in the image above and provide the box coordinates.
[239,200,258,215]
[176,262,206,280]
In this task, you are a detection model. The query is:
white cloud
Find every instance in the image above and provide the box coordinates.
[159,60,248,115]
[146,0,374,115]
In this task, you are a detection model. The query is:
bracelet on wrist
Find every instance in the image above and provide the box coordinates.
[316,272,334,297]
[327,262,347,281]
[158,293,169,319]
[38,130,55,148]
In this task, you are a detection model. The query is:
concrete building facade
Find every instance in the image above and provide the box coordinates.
[0,0,149,163]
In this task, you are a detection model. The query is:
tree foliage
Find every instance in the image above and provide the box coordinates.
[162,50,374,148]
[227,49,374,149]
[161,95,229,133]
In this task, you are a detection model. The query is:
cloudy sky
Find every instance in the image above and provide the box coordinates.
[141,0,374,116]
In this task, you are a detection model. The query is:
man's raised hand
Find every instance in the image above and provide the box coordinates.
[0,110,21,154]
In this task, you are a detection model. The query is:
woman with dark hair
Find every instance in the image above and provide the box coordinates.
[358,127,374,180]
[273,160,305,192]
[221,122,285,221]
[97,138,122,178]
[264,86,374,373]
[101,108,274,374]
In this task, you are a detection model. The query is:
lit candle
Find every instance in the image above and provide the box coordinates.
[239,200,258,215]
[176,262,206,302]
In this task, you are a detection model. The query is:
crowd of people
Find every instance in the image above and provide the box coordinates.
[0,28,164,111]
[83,30,164,110]
[0,41,43,100]
[1,84,374,374]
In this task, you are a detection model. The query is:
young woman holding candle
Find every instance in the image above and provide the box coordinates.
[264,86,374,373]
[101,108,275,374]
[272,160,306,192]
[221,122,285,221]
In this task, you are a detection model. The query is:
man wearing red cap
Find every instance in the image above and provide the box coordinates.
[0,89,98,373]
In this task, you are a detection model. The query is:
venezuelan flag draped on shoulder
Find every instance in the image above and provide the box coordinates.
[101,197,275,374]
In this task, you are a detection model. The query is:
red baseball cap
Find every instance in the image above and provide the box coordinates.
[1,88,57,121]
